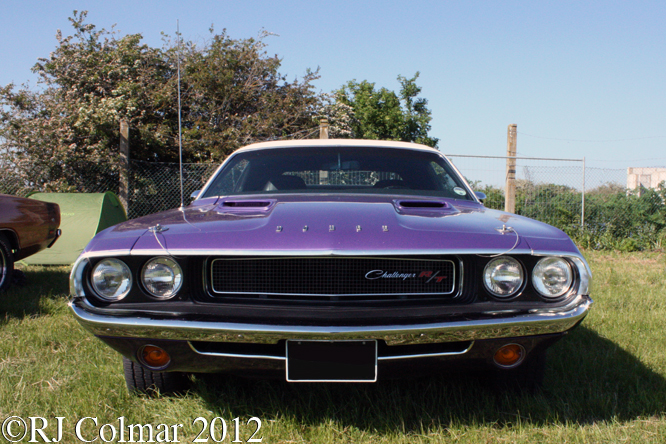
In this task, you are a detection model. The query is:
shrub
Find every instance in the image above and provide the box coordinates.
[475,181,666,251]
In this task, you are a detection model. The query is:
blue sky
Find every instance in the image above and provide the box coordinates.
[1,0,665,170]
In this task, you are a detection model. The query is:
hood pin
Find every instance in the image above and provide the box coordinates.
[149,224,168,233]
[496,224,514,235]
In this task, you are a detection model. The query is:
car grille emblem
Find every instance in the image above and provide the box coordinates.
[364,270,448,283]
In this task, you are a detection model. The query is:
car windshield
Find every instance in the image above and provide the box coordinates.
[201,146,474,201]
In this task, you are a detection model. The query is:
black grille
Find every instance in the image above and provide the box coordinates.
[209,257,456,297]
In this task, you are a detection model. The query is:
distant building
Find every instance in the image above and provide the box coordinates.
[627,167,666,193]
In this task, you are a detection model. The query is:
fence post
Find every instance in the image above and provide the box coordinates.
[581,157,586,227]
[319,118,329,139]
[505,124,517,213]
[119,119,129,215]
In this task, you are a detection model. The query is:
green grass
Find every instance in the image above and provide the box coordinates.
[1,252,665,443]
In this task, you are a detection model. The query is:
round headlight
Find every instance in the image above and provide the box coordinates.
[483,256,524,298]
[532,257,573,298]
[91,258,132,302]
[141,257,183,299]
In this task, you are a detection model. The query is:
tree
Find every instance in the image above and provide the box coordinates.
[331,72,438,147]
[176,29,321,158]
[0,12,177,192]
[318,93,354,139]
[0,11,322,193]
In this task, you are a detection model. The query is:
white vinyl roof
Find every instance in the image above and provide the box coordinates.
[235,139,439,154]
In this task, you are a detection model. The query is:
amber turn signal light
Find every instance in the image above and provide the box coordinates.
[140,345,171,369]
[493,344,525,368]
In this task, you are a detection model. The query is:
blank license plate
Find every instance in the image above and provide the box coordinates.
[286,340,377,382]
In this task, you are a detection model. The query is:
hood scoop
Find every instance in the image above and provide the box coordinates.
[216,198,277,215]
[393,199,460,217]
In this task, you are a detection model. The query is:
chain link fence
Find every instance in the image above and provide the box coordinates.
[127,161,218,219]
[2,153,664,250]
[446,154,665,250]
[0,174,30,198]
[447,155,627,227]
[0,155,640,221]
[0,159,218,219]
[447,155,588,226]
[0,159,122,198]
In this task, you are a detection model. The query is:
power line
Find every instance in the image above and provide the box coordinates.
[588,157,666,163]
[518,131,666,143]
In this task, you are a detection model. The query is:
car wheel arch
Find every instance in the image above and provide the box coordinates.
[0,229,19,252]
[0,232,15,292]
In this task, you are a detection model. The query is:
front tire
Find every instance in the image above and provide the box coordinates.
[0,234,14,292]
[123,357,188,395]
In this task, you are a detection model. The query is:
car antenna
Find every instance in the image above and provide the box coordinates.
[177,20,184,209]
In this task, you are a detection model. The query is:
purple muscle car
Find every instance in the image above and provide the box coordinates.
[69,140,592,393]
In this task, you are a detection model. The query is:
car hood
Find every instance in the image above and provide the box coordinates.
[83,195,579,256]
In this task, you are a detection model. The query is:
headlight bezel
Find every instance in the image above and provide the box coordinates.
[532,256,574,299]
[482,256,525,299]
[90,258,133,302]
[140,256,184,300]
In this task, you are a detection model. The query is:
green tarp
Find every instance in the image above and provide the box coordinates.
[25,192,127,265]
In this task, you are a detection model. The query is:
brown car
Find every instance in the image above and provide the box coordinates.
[0,194,61,291]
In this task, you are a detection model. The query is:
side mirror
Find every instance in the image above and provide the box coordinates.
[190,190,201,200]
[474,191,487,201]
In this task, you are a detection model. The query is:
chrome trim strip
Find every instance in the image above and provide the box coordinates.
[80,249,590,261]
[72,241,588,262]
[70,256,90,297]
[83,249,133,258]
[187,342,285,361]
[211,256,458,263]
[126,248,539,257]
[69,295,592,346]
[47,229,62,248]
[208,256,458,297]
[570,256,592,296]
[377,341,474,361]
[442,156,480,203]
[453,256,465,298]
[186,341,474,361]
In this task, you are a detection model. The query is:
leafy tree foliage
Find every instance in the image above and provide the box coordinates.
[318,93,354,139]
[176,29,321,157]
[0,11,321,192]
[0,11,440,197]
[332,73,438,147]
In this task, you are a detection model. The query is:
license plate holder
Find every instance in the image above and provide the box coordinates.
[286,340,378,382]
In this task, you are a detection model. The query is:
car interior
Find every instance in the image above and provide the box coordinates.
[202,146,472,200]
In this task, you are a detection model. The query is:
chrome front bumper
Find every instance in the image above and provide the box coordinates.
[69,295,592,346]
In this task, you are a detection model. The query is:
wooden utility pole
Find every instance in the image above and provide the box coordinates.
[505,124,517,213]
[319,118,329,139]
[119,119,129,215]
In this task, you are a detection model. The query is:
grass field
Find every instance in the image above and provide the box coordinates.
[1,251,665,443]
